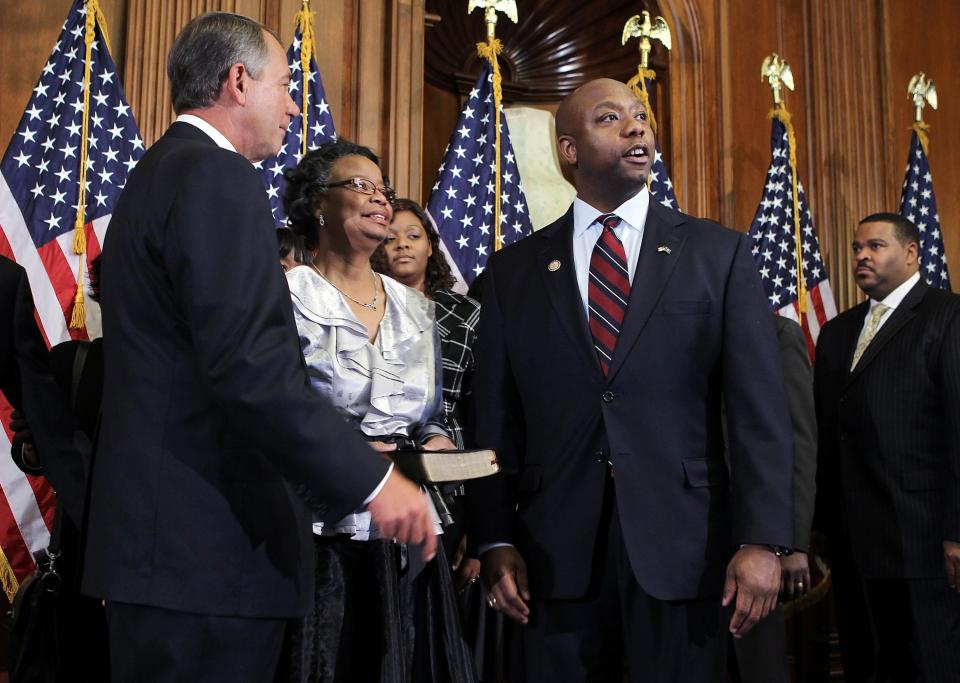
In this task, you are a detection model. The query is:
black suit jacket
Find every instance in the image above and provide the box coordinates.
[814,278,960,579]
[83,123,390,618]
[773,316,817,552]
[1,256,91,525]
[467,201,794,601]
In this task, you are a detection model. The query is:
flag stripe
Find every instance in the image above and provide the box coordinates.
[0,397,51,577]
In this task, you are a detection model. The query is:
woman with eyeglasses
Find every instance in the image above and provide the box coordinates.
[279,140,475,683]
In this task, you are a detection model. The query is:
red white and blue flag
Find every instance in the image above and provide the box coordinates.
[0,0,143,596]
[898,131,951,291]
[426,65,533,289]
[747,118,836,357]
[255,12,336,227]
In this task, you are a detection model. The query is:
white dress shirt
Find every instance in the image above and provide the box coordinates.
[571,188,650,313]
[175,114,237,152]
[857,271,921,339]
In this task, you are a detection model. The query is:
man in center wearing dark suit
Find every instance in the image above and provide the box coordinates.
[83,13,436,681]
[814,212,960,681]
[467,78,794,682]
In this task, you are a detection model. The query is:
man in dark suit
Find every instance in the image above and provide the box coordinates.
[83,13,436,681]
[467,78,794,681]
[732,315,818,683]
[814,212,960,682]
[1,255,91,524]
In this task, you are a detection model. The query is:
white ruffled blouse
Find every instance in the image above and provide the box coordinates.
[286,266,446,539]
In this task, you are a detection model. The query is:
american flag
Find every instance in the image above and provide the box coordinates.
[626,76,678,209]
[648,141,678,210]
[0,0,143,596]
[427,64,533,289]
[254,13,336,227]
[898,130,951,291]
[747,118,837,357]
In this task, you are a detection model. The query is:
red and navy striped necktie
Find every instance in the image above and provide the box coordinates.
[588,213,630,375]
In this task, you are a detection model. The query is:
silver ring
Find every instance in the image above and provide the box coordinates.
[488,596,497,608]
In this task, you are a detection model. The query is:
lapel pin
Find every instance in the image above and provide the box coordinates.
[548,259,562,272]
[657,245,672,254]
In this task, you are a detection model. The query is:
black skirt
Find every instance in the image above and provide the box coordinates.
[280,535,476,683]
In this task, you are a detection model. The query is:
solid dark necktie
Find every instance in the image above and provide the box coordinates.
[588,213,630,374]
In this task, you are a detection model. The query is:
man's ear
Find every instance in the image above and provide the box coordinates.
[221,62,248,105]
[557,135,577,167]
[906,240,920,267]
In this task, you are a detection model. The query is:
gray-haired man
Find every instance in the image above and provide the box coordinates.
[84,13,434,680]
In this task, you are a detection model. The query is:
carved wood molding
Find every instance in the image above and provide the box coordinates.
[424,0,670,102]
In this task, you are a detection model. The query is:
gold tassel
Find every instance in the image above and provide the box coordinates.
[69,0,103,329]
[912,120,931,155]
[295,0,316,159]
[769,105,808,315]
[0,548,20,603]
[625,66,659,134]
[70,259,87,330]
[476,38,504,251]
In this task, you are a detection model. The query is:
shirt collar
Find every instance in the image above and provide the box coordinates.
[573,187,650,238]
[870,271,921,312]
[175,114,237,153]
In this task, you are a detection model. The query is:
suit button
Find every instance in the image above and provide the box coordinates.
[602,391,615,403]
[595,451,606,463]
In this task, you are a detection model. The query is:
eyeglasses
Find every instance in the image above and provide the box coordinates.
[327,177,396,204]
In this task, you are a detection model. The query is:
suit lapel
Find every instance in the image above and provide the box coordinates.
[846,279,927,386]
[606,202,686,381]
[535,209,601,372]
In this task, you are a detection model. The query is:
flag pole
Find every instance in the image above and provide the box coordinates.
[907,71,937,154]
[621,10,671,136]
[70,0,113,329]
[761,53,807,316]
[470,0,518,252]
[295,0,315,159]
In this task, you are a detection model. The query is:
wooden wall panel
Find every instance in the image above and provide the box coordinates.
[3,0,959,297]
[883,0,960,298]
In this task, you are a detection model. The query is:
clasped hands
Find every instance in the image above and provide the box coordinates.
[477,543,785,637]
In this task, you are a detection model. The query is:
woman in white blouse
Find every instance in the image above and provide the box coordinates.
[280,140,475,682]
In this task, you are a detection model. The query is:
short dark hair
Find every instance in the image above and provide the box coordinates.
[860,212,920,247]
[167,12,275,113]
[370,198,455,296]
[282,139,380,250]
[276,227,306,263]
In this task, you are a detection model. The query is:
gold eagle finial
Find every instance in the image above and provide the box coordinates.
[468,0,519,40]
[761,53,795,106]
[907,72,937,123]
[621,10,672,70]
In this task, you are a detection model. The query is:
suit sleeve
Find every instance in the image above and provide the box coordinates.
[8,265,93,525]
[722,233,794,549]
[938,306,960,542]
[162,154,389,522]
[776,318,817,551]
[465,258,524,548]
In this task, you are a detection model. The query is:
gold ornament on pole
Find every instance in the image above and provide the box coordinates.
[621,10,671,135]
[760,53,795,106]
[907,72,937,152]
[761,53,806,315]
[468,0,518,251]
